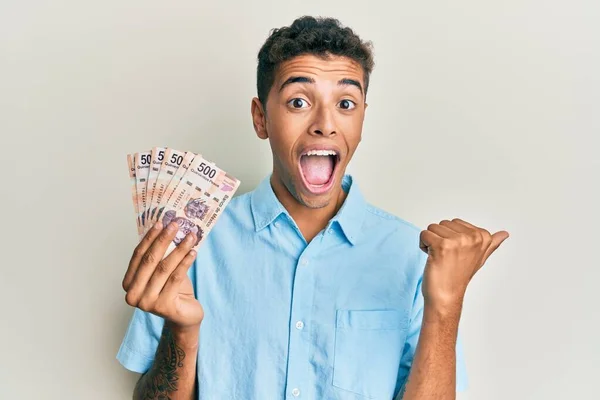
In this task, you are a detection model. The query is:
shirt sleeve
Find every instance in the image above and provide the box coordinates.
[116,258,199,373]
[116,307,165,374]
[395,251,469,394]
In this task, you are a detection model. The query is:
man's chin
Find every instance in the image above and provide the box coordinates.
[297,195,331,209]
[293,183,336,209]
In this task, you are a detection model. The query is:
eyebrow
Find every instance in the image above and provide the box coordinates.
[279,76,314,92]
[339,78,363,95]
[279,76,364,95]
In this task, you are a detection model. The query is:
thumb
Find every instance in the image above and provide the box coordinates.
[482,230,510,263]
[492,230,510,248]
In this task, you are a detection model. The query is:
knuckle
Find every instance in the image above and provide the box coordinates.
[479,230,492,245]
[132,246,144,259]
[142,229,154,240]
[470,231,482,243]
[141,252,156,266]
[138,298,152,312]
[125,292,137,307]
[169,273,183,284]
[439,238,454,251]
[158,230,173,243]
[156,261,169,275]
[180,258,192,269]
[184,253,195,265]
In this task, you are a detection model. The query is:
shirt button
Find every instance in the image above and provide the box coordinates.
[295,320,304,330]
[300,258,308,266]
[292,388,300,397]
[328,228,334,234]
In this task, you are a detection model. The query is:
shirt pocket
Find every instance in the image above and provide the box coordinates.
[332,309,409,399]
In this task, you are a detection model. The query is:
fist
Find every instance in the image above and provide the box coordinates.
[419,218,509,308]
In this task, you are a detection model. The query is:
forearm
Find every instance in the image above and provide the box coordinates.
[398,302,462,400]
[134,321,200,400]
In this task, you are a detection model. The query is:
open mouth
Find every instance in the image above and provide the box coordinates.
[298,148,340,195]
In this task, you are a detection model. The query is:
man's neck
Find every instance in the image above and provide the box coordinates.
[270,173,347,243]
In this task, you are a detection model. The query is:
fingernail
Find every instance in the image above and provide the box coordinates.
[186,233,195,242]
[167,222,178,232]
[153,222,162,230]
[189,250,197,257]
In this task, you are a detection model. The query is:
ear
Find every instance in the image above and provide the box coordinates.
[251,97,268,140]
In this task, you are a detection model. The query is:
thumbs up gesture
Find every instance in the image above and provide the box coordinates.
[419,218,509,309]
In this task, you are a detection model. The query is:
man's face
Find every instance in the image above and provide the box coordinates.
[252,54,367,209]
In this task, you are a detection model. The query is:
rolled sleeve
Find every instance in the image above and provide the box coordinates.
[116,307,165,374]
[116,258,198,374]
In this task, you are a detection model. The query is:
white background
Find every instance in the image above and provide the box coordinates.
[1,1,598,399]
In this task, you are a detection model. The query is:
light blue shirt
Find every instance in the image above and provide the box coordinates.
[117,175,468,399]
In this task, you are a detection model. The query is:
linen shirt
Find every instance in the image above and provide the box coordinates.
[117,174,468,399]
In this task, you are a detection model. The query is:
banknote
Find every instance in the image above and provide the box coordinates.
[149,151,196,231]
[127,154,142,235]
[147,148,187,224]
[160,157,240,257]
[134,151,152,230]
[145,147,166,224]
[161,155,215,214]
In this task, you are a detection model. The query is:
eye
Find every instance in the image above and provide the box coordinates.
[338,99,356,110]
[288,98,310,109]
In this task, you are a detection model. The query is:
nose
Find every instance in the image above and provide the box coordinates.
[309,105,337,137]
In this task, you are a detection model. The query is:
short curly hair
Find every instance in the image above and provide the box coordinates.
[256,16,375,106]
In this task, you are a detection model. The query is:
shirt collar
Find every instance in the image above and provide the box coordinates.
[331,175,366,246]
[250,174,367,245]
[250,175,287,232]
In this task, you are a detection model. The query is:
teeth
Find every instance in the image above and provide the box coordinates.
[305,149,337,156]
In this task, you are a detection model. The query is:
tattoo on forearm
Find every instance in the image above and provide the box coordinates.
[135,327,186,400]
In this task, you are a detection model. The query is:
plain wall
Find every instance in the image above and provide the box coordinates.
[1,1,598,399]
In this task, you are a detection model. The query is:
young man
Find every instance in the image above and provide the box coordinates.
[118,16,509,400]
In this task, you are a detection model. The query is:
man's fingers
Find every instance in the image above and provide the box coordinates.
[142,233,197,304]
[158,250,197,300]
[125,222,179,306]
[419,229,442,254]
[427,223,460,239]
[451,218,481,230]
[439,220,471,234]
[122,222,163,291]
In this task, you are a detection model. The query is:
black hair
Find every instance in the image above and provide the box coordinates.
[256,16,375,106]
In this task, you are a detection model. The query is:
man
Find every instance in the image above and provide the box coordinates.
[117,16,509,400]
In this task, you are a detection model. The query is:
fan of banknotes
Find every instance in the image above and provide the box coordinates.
[127,147,240,256]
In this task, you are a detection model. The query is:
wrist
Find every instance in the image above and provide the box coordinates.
[166,320,201,349]
[423,297,463,323]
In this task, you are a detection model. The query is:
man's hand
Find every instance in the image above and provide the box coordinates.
[398,219,508,399]
[419,218,509,310]
[122,221,204,330]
